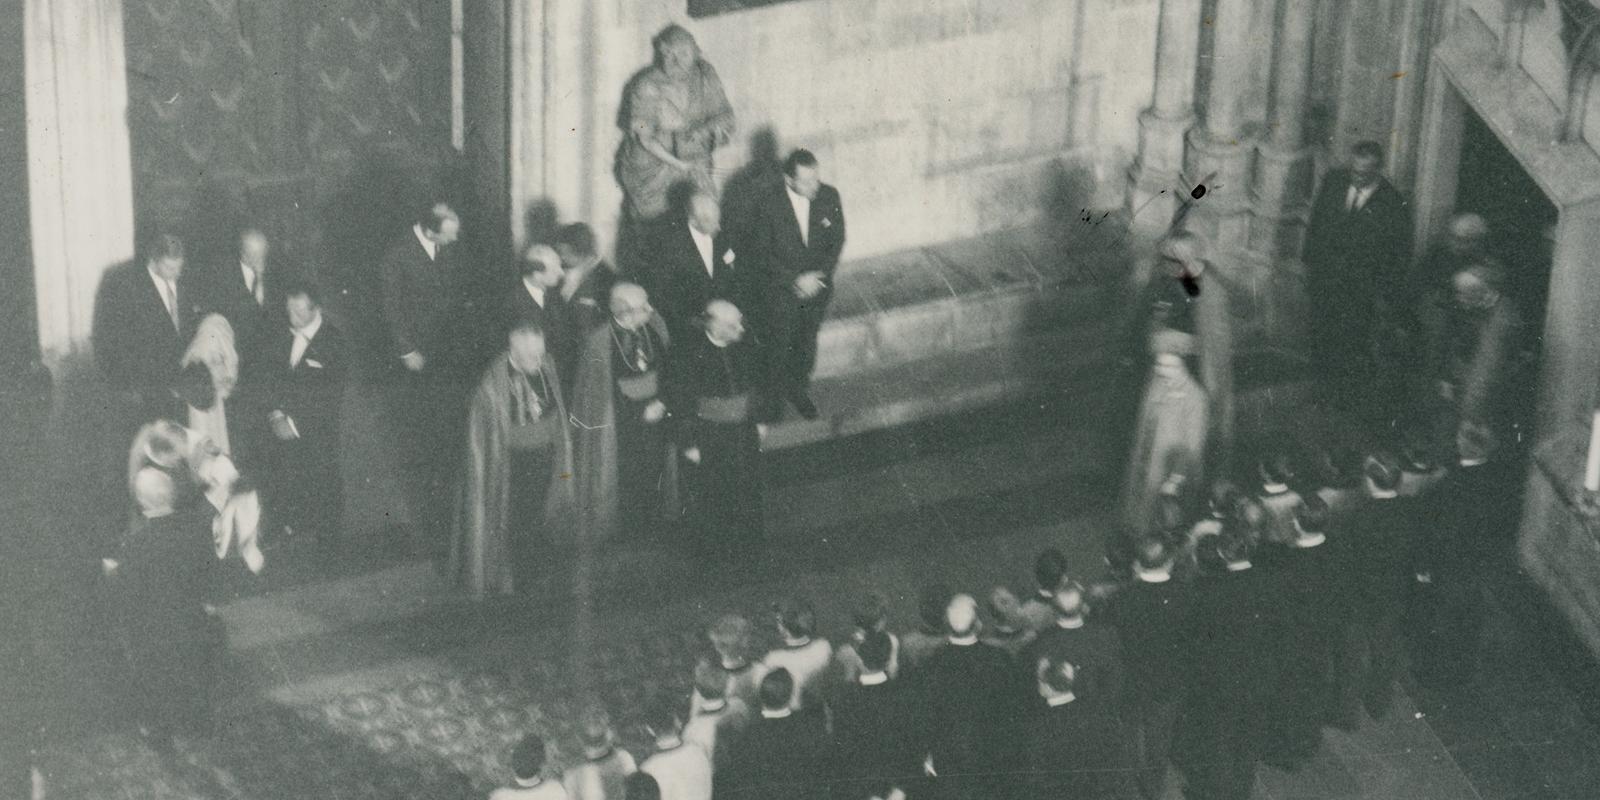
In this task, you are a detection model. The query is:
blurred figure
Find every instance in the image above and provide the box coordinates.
[94,231,199,431]
[834,592,900,683]
[649,191,746,344]
[1025,657,1130,800]
[831,631,925,799]
[641,701,712,800]
[763,598,835,712]
[507,244,578,390]
[720,669,829,800]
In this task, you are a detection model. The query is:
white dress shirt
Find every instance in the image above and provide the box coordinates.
[241,263,264,306]
[1346,183,1377,212]
[148,267,179,330]
[412,224,439,261]
[290,313,323,368]
[523,278,547,308]
[786,185,811,247]
[689,226,715,277]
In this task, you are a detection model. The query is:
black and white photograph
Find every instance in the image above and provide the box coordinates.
[7,1,1600,798]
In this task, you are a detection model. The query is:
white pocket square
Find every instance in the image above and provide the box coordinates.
[723,250,736,264]
[304,359,324,369]
[820,217,832,228]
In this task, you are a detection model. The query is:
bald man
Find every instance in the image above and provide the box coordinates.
[650,190,746,343]
[912,594,1030,799]
[507,243,578,388]
[570,283,676,544]
[666,299,766,561]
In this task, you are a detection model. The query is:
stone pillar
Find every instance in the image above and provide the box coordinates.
[1126,0,1202,237]
[1250,0,1318,258]
[24,0,136,370]
[1184,0,1257,248]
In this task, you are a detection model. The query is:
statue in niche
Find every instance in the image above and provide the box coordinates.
[615,24,736,223]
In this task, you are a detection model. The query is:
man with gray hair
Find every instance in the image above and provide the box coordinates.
[650,190,744,344]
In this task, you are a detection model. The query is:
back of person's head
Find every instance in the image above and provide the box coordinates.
[945,593,979,637]
[987,587,1024,633]
[578,705,614,754]
[691,658,727,701]
[1364,450,1403,493]
[1208,479,1242,517]
[776,597,817,639]
[1033,547,1069,592]
[858,629,893,674]
[645,698,682,739]
[917,582,954,632]
[1154,492,1188,537]
[1134,537,1173,574]
[625,771,663,800]
[759,668,795,711]
[1294,494,1331,534]
[852,592,889,633]
[1051,583,1085,619]
[1039,656,1077,694]
[708,614,751,660]
[509,733,546,783]
[177,362,217,411]
[1257,446,1297,488]
[1310,444,1364,490]
[554,222,598,258]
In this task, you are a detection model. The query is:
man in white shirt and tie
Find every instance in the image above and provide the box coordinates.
[94,231,195,431]
[1302,140,1413,415]
[746,149,846,422]
[264,279,348,546]
[380,199,464,555]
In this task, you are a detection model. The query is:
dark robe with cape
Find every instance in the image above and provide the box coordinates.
[570,313,678,543]
[450,354,576,599]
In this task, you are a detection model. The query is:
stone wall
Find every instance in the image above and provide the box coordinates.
[573,0,1162,262]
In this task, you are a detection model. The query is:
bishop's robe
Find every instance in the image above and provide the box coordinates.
[451,354,577,599]
[570,313,679,543]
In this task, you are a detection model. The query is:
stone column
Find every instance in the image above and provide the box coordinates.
[1250,0,1318,257]
[1184,0,1257,247]
[1126,0,1202,237]
[25,0,136,370]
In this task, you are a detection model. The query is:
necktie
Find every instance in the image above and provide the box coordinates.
[162,280,179,331]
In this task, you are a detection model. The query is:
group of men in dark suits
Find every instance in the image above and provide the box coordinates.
[93,227,349,548]
[639,147,846,422]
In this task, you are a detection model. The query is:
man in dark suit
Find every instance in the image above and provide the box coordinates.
[195,228,281,470]
[914,593,1031,800]
[261,280,348,546]
[1302,140,1413,410]
[380,200,463,554]
[648,190,745,344]
[721,668,830,800]
[506,243,577,390]
[831,631,925,798]
[746,149,845,421]
[1019,584,1122,704]
[1100,538,1195,800]
[94,231,202,432]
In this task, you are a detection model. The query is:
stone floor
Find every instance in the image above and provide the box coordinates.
[15,397,1600,799]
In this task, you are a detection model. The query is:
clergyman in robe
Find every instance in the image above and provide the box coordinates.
[571,282,679,544]
[451,323,578,599]
[1121,337,1210,541]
